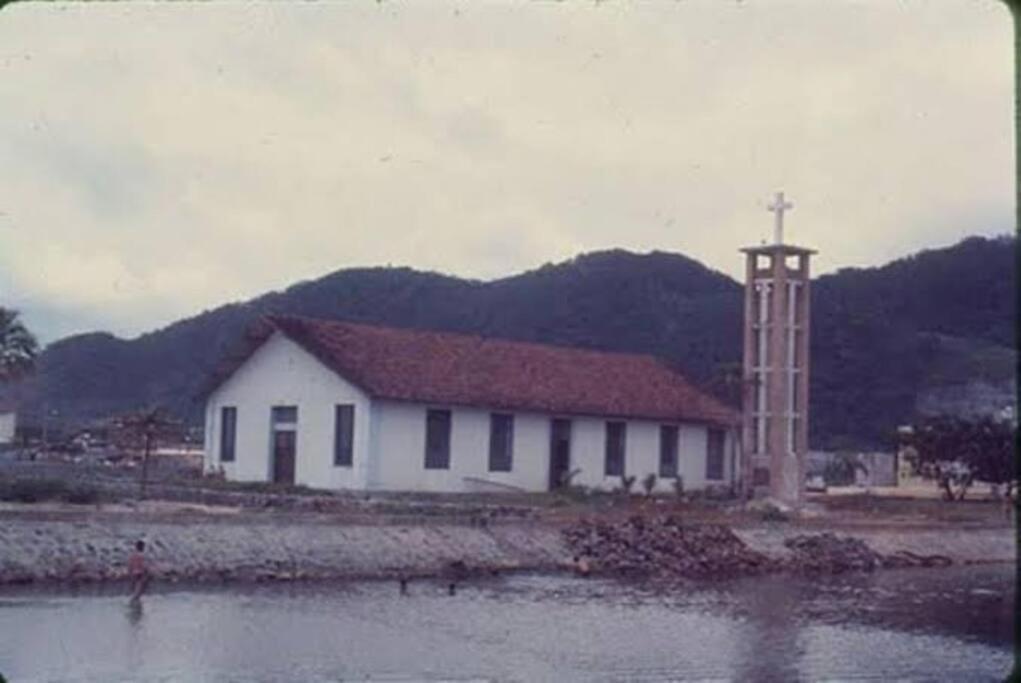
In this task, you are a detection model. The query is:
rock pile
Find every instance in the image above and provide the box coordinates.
[563,516,778,580]
[783,533,883,573]
[880,550,953,569]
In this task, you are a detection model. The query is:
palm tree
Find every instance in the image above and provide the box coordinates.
[0,307,38,382]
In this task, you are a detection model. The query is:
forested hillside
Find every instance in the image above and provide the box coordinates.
[9,235,1015,450]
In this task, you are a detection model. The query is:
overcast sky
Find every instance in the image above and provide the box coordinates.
[0,1,1013,344]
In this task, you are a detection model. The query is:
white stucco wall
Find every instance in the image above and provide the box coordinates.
[370,401,552,492]
[203,332,737,494]
[204,332,372,489]
[370,400,734,494]
[551,417,731,493]
[0,412,15,444]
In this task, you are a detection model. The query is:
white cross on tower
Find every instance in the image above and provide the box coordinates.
[767,191,793,245]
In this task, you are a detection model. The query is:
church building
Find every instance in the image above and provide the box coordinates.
[201,315,740,493]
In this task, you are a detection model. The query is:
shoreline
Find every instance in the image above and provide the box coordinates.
[0,503,1013,589]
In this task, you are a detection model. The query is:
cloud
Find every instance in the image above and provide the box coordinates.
[0,0,1011,343]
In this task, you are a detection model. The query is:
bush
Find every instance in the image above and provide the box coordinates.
[620,475,637,495]
[823,453,863,487]
[760,504,790,523]
[673,476,685,499]
[641,473,657,496]
[0,478,70,503]
[558,468,582,488]
[558,484,591,503]
[64,485,102,505]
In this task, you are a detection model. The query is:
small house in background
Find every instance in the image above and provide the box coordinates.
[201,316,741,494]
[808,450,898,489]
[0,399,16,446]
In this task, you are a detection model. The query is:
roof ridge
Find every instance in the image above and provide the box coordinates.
[265,314,677,366]
[201,313,739,425]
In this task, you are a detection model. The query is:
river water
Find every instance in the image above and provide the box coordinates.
[0,564,1014,682]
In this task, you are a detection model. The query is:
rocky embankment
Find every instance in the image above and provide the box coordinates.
[563,516,778,579]
[0,514,567,586]
[563,516,971,581]
[0,508,1011,587]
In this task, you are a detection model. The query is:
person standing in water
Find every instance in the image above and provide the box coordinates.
[128,540,150,603]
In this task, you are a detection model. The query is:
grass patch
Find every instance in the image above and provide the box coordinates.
[815,492,1007,524]
[0,478,69,503]
[0,478,104,505]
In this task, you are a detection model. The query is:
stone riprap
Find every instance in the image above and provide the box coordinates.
[562,516,1013,581]
[0,508,1013,587]
[0,516,569,585]
[563,516,778,579]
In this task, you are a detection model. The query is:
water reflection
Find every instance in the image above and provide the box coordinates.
[126,599,144,626]
[0,564,1013,682]
[730,574,806,682]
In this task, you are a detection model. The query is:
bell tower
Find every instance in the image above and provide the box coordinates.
[741,192,815,505]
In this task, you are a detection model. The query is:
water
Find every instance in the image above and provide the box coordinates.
[0,565,1014,682]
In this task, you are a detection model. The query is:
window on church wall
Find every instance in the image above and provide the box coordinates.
[333,404,355,467]
[706,429,725,481]
[220,406,237,462]
[659,425,679,478]
[271,405,298,427]
[793,329,804,368]
[604,421,626,477]
[488,413,514,472]
[424,409,452,470]
[791,376,801,415]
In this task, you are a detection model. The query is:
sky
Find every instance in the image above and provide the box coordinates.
[0,1,1014,344]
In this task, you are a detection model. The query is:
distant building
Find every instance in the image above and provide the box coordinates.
[201,316,740,493]
[0,399,16,445]
[808,450,898,488]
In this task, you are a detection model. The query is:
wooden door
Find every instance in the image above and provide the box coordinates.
[549,419,571,490]
[273,430,296,485]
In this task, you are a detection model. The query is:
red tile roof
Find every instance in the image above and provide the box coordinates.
[206,315,738,426]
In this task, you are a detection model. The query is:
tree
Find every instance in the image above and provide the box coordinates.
[0,307,38,382]
[903,415,1017,501]
[109,407,181,498]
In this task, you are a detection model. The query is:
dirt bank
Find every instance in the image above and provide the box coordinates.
[0,503,1013,587]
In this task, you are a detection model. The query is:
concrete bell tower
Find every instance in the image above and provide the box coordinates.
[741,192,815,505]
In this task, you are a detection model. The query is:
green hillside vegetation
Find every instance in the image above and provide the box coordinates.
[7,235,1015,450]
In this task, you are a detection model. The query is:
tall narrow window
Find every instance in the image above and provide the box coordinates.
[488,413,514,472]
[220,406,237,462]
[706,428,725,481]
[604,421,626,477]
[334,404,355,467]
[659,425,678,478]
[424,409,451,470]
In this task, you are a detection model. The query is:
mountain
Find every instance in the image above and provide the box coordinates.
[8,235,1016,450]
